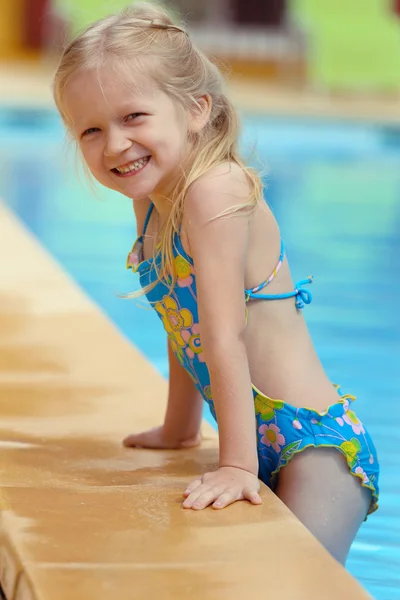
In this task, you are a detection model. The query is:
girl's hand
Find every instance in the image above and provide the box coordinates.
[123,426,202,450]
[182,466,262,510]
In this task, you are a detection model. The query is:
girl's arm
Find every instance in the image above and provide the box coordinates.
[181,163,261,509]
[123,338,203,449]
[163,338,204,444]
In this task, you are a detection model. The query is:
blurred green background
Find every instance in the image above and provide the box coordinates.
[2,0,400,92]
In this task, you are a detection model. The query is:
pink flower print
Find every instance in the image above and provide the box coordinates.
[343,406,365,435]
[175,256,194,288]
[292,419,302,430]
[355,466,369,484]
[126,238,143,271]
[181,324,205,363]
[126,250,140,270]
[258,423,285,453]
[335,417,344,426]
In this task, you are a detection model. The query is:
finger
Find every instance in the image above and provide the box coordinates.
[242,487,262,505]
[212,490,239,510]
[183,482,218,508]
[189,489,220,510]
[183,478,202,498]
[182,484,207,508]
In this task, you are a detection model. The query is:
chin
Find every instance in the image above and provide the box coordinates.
[128,187,154,201]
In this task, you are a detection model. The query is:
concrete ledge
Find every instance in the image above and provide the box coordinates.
[0,201,371,599]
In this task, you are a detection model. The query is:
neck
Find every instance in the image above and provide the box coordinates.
[132,153,190,230]
[148,191,173,226]
[131,193,171,236]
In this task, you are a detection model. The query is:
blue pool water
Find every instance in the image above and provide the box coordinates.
[0,107,399,599]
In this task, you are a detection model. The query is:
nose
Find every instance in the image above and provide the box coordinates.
[104,127,132,158]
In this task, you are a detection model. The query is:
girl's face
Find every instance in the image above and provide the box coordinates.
[64,65,192,200]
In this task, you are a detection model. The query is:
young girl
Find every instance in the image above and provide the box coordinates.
[53,2,379,564]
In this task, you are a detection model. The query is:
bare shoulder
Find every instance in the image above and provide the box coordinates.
[184,161,253,226]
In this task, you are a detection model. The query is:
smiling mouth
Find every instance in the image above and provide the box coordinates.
[111,156,151,176]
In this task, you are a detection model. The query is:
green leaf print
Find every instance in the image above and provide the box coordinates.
[351,437,362,452]
[254,394,284,421]
[281,440,302,461]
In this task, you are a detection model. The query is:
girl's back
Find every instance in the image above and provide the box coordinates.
[179,162,337,411]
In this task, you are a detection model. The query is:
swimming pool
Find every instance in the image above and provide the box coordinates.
[0,106,398,599]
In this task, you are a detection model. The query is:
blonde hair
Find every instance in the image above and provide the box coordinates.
[53,2,264,295]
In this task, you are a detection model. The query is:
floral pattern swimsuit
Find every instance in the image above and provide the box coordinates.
[127,203,379,516]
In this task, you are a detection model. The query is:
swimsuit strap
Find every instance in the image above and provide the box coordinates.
[244,239,313,310]
[245,276,313,310]
[126,203,155,271]
[246,239,285,295]
[141,202,154,237]
[134,204,313,310]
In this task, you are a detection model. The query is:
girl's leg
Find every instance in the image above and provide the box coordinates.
[275,447,372,564]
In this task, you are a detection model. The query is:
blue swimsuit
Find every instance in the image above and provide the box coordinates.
[127,203,379,516]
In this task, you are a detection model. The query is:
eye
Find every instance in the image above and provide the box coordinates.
[125,113,145,122]
[82,127,100,138]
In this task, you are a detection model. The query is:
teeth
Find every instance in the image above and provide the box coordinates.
[116,156,149,174]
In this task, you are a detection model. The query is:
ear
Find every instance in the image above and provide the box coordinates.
[189,94,212,134]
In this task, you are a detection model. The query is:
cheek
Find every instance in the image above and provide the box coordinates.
[78,147,110,187]
[80,147,107,181]
[80,145,98,169]
[161,129,188,159]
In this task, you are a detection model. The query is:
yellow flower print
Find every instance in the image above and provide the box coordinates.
[340,438,362,468]
[175,256,194,288]
[335,399,365,435]
[343,407,365,435]
[156,296,193,347]
[254,394,284,421]
[181,324,205,362]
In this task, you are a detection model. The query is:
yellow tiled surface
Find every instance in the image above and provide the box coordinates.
[229,78,400,124]
[0,200,372,598]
